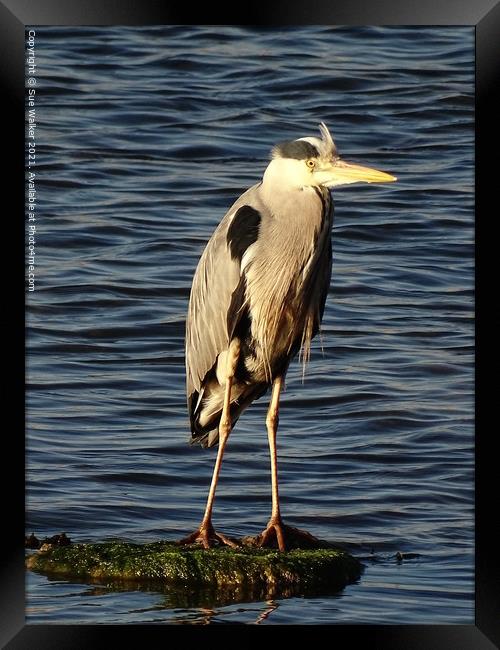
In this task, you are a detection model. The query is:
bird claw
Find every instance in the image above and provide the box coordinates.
[257,520,287,552]
[256,519,322,552]
[178,522,239,549]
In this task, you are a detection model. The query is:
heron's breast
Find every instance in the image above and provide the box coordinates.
[237,279,311,382]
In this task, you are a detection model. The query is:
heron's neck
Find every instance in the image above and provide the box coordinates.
[261,163,318,217]
[263,187,318,221]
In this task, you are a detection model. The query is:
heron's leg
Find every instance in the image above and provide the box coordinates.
[267,375,283,525]
[257,376,321,552]
[258,376,287,551]
[179,339,240,549]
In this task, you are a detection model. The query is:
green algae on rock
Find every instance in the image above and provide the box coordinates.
[26,540,362,600]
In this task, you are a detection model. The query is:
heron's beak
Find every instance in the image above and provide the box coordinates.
[321,159,397,187]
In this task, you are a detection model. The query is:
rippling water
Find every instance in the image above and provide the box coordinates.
[26,25,474,624]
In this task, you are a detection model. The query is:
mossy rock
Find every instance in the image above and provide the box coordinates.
[26,539,362,605]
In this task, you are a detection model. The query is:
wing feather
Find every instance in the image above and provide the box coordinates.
[185,184,262,402]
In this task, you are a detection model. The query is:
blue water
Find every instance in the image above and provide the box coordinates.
[25,25,474,624]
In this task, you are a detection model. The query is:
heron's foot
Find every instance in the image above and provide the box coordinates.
[178,521,239,549]
[255,517,323,552]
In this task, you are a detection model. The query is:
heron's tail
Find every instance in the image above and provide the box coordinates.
[189,379,268,448]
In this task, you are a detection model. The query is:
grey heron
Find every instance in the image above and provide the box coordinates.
[181,123,396,551]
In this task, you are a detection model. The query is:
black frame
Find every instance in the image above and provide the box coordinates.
[3,0,498,646]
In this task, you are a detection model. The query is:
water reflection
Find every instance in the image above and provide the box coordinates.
[32,568,358,612]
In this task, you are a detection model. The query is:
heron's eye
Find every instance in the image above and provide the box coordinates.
[306,159,316,170]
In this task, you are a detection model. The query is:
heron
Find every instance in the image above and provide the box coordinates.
[181,123,396,551]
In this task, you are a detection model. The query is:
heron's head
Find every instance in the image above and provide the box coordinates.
[265,122,396,189]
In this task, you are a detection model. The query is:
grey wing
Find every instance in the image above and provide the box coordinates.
[185,219,239,400]
[185,184,262,403]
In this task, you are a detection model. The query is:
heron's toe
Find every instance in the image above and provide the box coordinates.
[256,519,323,552]
[178,524,239,549]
